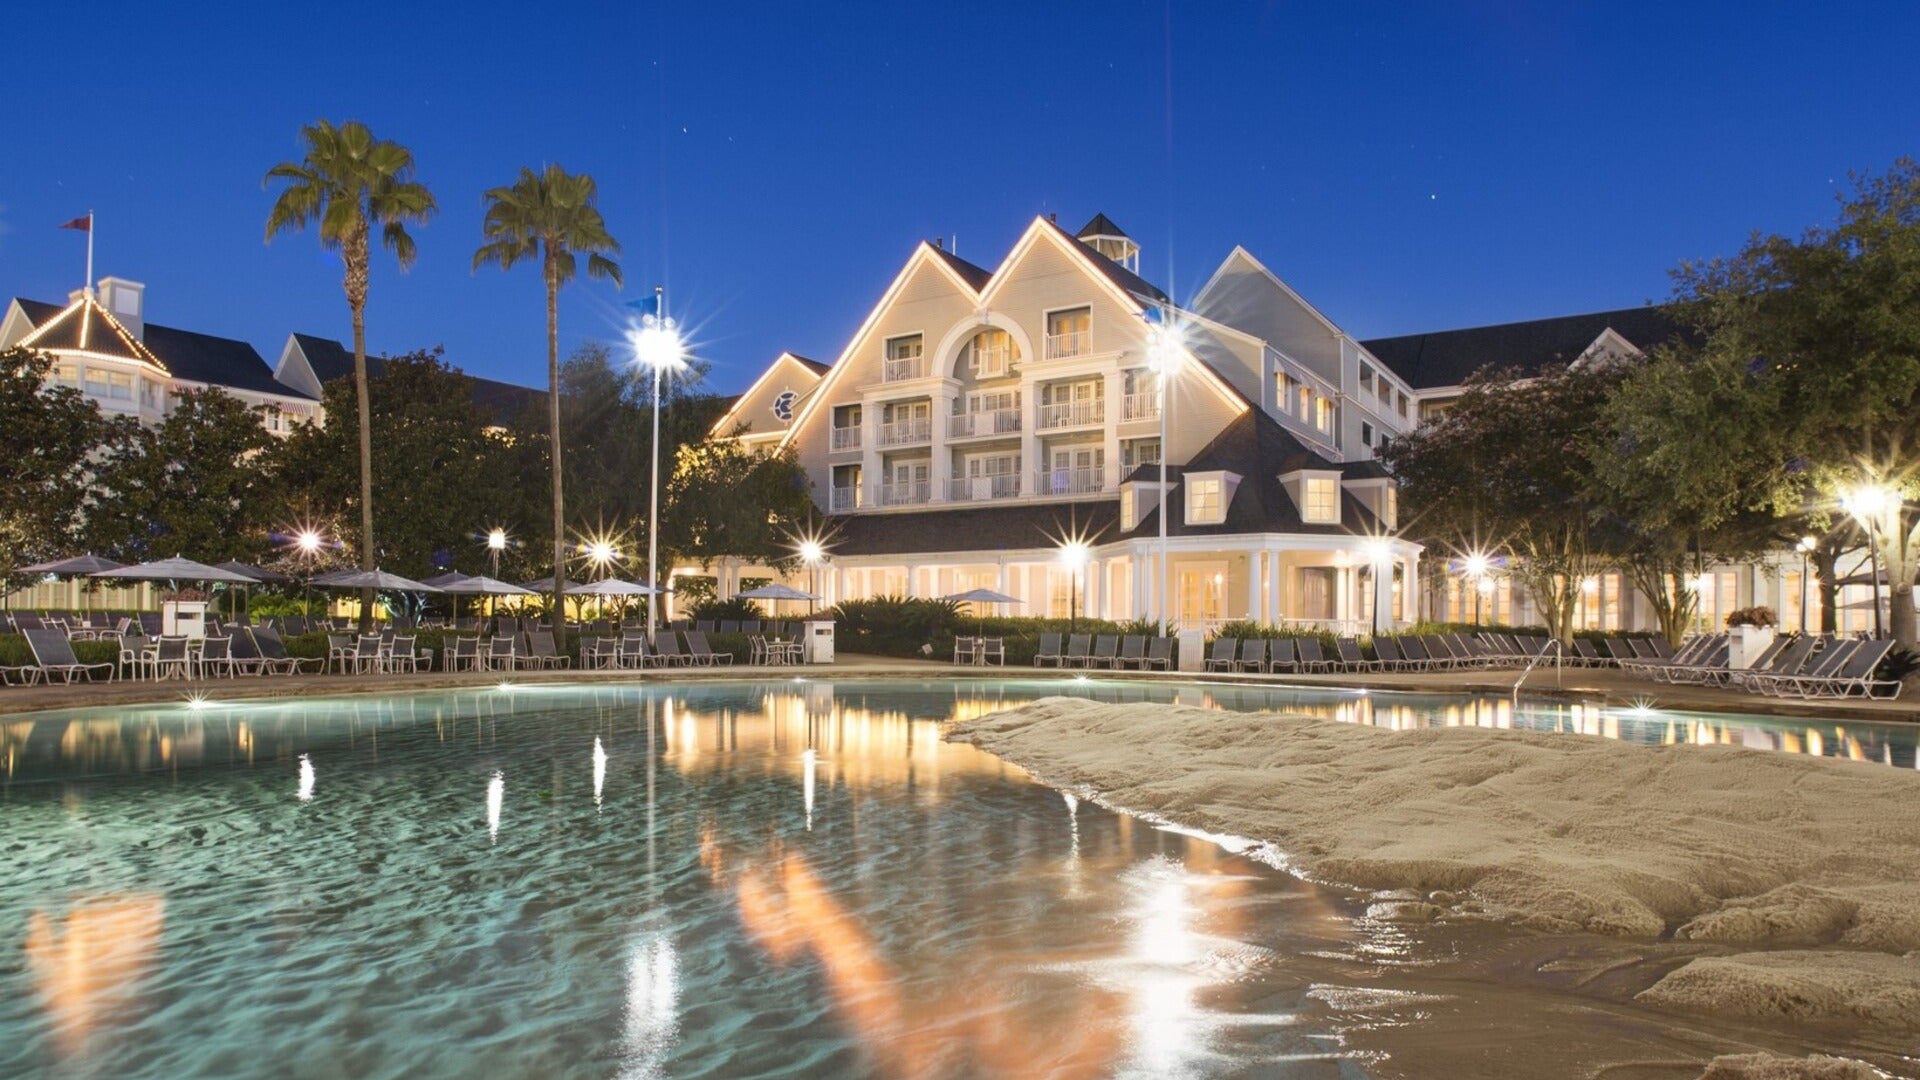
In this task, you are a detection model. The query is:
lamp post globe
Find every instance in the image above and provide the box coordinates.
[630,293,687,638]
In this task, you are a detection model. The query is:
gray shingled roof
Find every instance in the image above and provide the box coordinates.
[826,502,1120,557]
[13,296,311,399]
[1121,408,1380,539]
[1360,305,1690,390]
[926,246,994,292]
[295,333,543,419]
[1076,212,1130,240]
[1040,217,1168,304]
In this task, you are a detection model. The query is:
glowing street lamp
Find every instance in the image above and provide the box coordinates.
[1144,307,1185,635]
[630,289,688,637]
[1796,535,1817,633]
[1462,551,1492,625]
[294,528,324,616]
[797,538,826,615]
[1059,540,1090,632]
[1842,484,1893,638]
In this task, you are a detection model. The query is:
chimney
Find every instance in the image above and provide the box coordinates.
[97,277,146,340]
[933,237,944,250]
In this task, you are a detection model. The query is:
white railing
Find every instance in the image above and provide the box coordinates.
[947,409,1022,438]
[1044,330,1089,359]
[1035,466,1105,496]
[876,419,931,446]
[830,426,862,451]
[830,485,862,512]
[970,344,1012,377]
[878,480,931,506]
[947,474,1021,502]
[1121,392,1161,422]
[883,357,927,382]
[1036,399,1103,429]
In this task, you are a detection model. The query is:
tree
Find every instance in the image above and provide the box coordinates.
[474,164,623,624]
[265,119,436,627]
[275,349,529,584]
[0,347,105,578]
[661,433,815,572]
[1378,363,1620,644]
[84,389,278,563]
[1668,158,1920,644]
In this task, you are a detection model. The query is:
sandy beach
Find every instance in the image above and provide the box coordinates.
[947,696,1920,1074]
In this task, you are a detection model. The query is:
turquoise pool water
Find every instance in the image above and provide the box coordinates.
[2,679,1914,1079]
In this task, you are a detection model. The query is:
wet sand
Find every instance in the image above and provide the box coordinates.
[947,697,1920,1078]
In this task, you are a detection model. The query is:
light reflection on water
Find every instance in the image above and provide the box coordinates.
[2,678,1916,1078]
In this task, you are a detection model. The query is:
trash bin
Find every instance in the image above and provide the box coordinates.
[803,619,835,664]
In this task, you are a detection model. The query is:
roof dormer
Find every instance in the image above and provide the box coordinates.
[1278,468,1343,526]
[1077,213,1139,273]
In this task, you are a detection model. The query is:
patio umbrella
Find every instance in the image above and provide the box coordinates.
[941,587,1022,635]
[422,571,473,588]
[213,560,294,621]
[565,578,656,620]
[444,574,535,620]
[16,554,125,613]
[737,581,822,619]
[311,568,445,593]
[93,556,259,585]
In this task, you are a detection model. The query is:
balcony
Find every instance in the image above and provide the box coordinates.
[947,408,1021,439]
[1034,466,1106,496]
[1121,392,1161,422]
[970,344,1013,377]
[830,485,862,512]
[883,356,928,382]
[1036,399,1104,430]
[947,474,1021,502]
[876,419,931,447]
[830,426,862,451]
[1044,330,1089,360]
[878,479,931,507]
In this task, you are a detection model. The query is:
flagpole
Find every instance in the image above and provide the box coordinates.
[84,211,94,294]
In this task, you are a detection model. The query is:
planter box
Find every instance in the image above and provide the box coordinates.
[1728,624,1776,669]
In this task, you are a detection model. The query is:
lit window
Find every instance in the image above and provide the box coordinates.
[55,363,80,387]
[1275,372,1292,410]
[108,372,133,401]
[1120,486,1136,529]
[1316,396,1335,434]
[1297,386,1311,420]
[1304,478,1338,523]
[1046,307,1091,358]
[1187,477,1224,525]
[969,329,1014,377]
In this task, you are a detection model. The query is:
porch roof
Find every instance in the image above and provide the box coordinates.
[826,502,1121,557]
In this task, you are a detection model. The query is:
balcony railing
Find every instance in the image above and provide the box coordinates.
[830,485,862,512]
[830,426,862,451]
[1035,466,1106,496]
[878,480,931,507]
[947,474,1021,502]
[1044,330,1089,360]
[883,357,927,382]
[1121,392,1161,422]
[876,419,931,447]
[947,408,1022,439]
[1036,399,1104,429]
[970,344,1012,377]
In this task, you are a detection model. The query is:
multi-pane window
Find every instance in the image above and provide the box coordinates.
[1120,486,1136,529]
[107,372,133,401]
[1304,477,1338,522]
[1359,366,1374,393]
[968,329,1015,377]
[1361,421,1374,446]
[55,363,80,387]
[1296,386,1312,421]
[85,368,111,397]
[1121,437,1161,470]
[1315,396,1335,434]
[884,334,924,380]
[1275,372,1293,411]
[1186,477,1224,524]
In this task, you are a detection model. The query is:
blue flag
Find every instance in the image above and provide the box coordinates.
[626,294,660,319]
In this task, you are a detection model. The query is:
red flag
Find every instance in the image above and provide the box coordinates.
[59,215,91,231]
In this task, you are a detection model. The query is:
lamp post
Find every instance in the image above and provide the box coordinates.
[1463,552,1490,626]
[631,289,687,639]
[1796,535,1816,634]
[798,539,825,616]
[1843,485,1890,638]
[1145,310,1184,635]
[296,529,322,617]
[1364,538,1390,638]
[1060,540,1089,633]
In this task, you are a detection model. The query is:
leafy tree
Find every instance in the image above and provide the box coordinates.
[1379,363,1620,644]
[275,349,526,583]
[661,434,815,572]
[1667,158,1920,643]
[84,389,278,563]
[474,164,623,619]
[0,347,105,577]
[265,119,437,626]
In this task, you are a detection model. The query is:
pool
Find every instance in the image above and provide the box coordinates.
[3,679,1914,1078]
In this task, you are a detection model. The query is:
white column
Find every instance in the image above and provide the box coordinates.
[930,387,955,503]
[1373,557,1395,631]
[1245,553,1261,624]
[1101,370,1124,490]
[1132,554,1148,618]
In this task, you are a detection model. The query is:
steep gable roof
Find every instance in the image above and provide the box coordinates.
[1077,213,1129,240]
[1361,305,1691,390]
[15,294,169,373]
[1039,216,1168,304]
[925,247,993,292]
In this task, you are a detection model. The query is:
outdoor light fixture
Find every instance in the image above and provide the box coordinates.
[631,291,689,639]
[1842,482,1894,637]
[296,530,322,555]
[488,528,508,552]
[1462,552,1490,579]
[1059,539,1090,631]
[796,537,826,614]
[1143,306,1186,637]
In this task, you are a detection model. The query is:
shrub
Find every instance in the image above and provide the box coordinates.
[689,596,766,623]
[1726,606,1778,629]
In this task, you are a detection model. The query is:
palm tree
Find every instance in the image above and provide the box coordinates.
[473,164,622,623]
[265,120,436,628]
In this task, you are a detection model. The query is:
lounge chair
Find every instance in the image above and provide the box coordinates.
[388,635,423,673]
[197,636,238,679]
[1115,635,1147,669]
[1144,637,1173,670]
[253,627,321,674]
[523,631,571,669]
[1398,636,1434,671]
[24,628,115,683]
[1204,637,1238,672]
[1062,633,1092,668]
[1268,638,1298,674]
[445,635,484,672]
[484,636,518,671]
[1296,638,1334,673]
[581,636,618,670]
[979,637,1005,666]
[650,631,686,667]
[1234,638,1268,673]
[1727,635,1816,691]
[685,631,732,666]
[617,634,650,669]
[1034,633,1064,668]
[1570,638,1605,667]
[1089,635,1120,669]
[1373,636,1405,671]
[1336,638,1369,672]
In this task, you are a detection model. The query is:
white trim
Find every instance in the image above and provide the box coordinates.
[708,351,824,437]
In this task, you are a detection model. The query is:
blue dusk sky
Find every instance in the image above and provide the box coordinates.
[3,1,1916,394]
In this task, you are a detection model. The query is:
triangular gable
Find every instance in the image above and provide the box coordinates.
[711,352,826,438]
[778,242,985,448]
